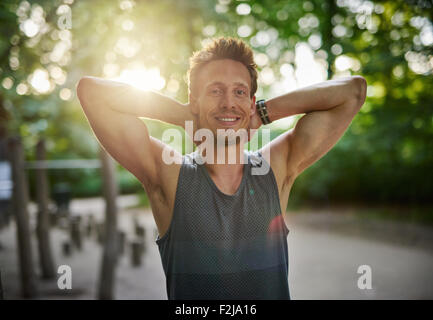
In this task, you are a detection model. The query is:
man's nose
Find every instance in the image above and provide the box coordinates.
[220,92,237,110]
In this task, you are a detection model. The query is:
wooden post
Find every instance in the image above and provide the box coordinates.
[96,222,105,244]
[8,136,37,298]
[86,215,95,238]
[135,224,145,239]
[97,147,118,300]
[130,239,143,267]
[70,217,82,250]
[35,139,56,279]
[62,240,72,257]
[117,230,125,256]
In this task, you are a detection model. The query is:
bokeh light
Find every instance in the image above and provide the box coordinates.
[114,68,166,91]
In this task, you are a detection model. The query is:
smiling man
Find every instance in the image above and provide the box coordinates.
[77,37,366,300]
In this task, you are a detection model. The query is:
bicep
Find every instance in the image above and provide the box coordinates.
[81,101,159,187]
[287,98,361,177]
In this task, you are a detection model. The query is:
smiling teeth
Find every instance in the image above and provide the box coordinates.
[218,118,237,121]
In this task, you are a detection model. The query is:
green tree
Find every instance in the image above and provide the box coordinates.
[1,0,432,205]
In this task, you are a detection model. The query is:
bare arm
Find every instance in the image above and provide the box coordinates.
[261,76,367,188]
[266,76,366,121]
[76,77,188,190]
[78,76,193,127]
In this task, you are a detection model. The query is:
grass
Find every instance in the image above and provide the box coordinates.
[352,205,433,227]
[287,202,433,227]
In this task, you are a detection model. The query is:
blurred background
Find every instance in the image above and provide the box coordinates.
[0,0,432,300]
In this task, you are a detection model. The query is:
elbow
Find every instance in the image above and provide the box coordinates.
[351,75,367,109]
[76,76,96,107]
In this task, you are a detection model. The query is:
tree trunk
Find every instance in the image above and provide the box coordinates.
[8,136,37,298]
[35,139,56,279]
[97,147,118,300]
[323,0,337,79]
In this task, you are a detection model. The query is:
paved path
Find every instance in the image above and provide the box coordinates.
[1,196,432,299]
[287,223,433,299]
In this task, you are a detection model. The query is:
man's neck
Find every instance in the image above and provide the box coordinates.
[199,142,246,178]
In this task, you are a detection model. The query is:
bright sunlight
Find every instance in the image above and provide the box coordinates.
[113,67,166,91]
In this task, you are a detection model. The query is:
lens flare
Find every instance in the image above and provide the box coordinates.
[114,68,166,91]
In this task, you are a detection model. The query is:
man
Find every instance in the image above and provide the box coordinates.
[77,37,366,299]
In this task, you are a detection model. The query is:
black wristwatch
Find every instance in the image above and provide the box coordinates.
[256,99,272,125]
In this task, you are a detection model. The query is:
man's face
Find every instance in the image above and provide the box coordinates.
[190,59,256,139]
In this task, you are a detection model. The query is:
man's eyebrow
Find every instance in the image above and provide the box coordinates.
[233,82,249,89]
[206,81,249,89]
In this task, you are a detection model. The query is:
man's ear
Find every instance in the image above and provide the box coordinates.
[188,92,199,115]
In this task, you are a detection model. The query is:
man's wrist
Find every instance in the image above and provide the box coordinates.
[255,99,272,125]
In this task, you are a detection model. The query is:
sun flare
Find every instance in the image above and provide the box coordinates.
[114,68,166,91]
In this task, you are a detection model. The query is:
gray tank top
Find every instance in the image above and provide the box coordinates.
[156,149,290,299]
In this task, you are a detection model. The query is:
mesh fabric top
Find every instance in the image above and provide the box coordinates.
[156,150,290,300]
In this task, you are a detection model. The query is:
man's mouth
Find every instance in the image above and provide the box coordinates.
[215,116,241,126]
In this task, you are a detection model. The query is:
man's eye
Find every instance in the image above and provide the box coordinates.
[211,88,222,95]
[236,89,246,95]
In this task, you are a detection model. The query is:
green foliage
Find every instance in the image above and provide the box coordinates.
[1,0,432,205]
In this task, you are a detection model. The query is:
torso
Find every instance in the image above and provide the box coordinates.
[145,144,295,239]
[156,151,291,299]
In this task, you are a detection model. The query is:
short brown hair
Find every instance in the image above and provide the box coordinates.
[187,37,258,99]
